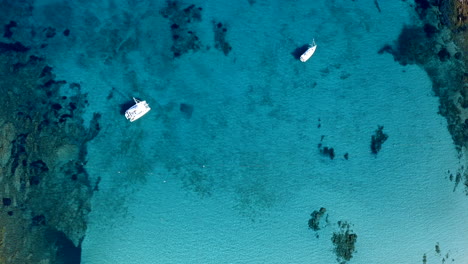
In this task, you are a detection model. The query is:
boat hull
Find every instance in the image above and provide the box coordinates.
[300,45,317,62]
[125,100,151,122]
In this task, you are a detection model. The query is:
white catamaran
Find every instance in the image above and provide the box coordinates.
[125,97,151,122]
[300,39,317,62]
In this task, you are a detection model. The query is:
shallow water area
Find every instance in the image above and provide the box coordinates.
[24,0,468,263]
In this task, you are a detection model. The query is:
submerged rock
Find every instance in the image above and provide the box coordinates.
[392,25,432,66]
[385,0,468,192]
[2,198,11,206]
[321,146,335,159]
[213,21,232,55]
[160,1,203,58]
[308,207,327,231]
[370,125,388,155]
[332,221,358,264]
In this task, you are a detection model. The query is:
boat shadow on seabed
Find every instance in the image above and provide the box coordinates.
[119,100,136,115]
[292,44,310,60]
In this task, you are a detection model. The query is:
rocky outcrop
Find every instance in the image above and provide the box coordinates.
[0,46,99,263]
[213,21,232,56]
[160,1,203,58]
[378,0,468,192]
[308,207,327,232]
[370,126,388,155]
[331,221,357,264]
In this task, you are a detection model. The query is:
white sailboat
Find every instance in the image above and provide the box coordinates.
[300,39,317,62]
[125,97,151,122]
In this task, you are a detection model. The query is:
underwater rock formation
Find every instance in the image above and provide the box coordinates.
[331,221,357,264]
[213,21,232,55]
[382,0,468,192]
[318,136,335,160]
[370,125,388,155]
[320,146,335,159]
[0,43,98,263]
[160,1,203,58]
[308,207,327,231]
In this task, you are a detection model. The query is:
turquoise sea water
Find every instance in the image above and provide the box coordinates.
[5,0,468,263]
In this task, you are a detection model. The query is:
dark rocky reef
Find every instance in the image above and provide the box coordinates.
[318,136,335,160]
[160,1,203,58]
[43,26,56,39]
[332,221,358,264]
[391,25,433,66]
[0,43,99,263]
[213,21,232,56]
[381,0,468,192]
[370,125,388,155]
[308,207,327,233]
[448,166,466,192]
[320,145,335,160]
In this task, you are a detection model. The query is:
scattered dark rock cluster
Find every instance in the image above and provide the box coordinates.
[370,125,388,155]
[423,242,456,263]
[320,145,335,160]
[213,21,232,55]
[447,166,468,192]
[160,1,233,58]
[307,210,357,263]
[332,221,358,264]
[308,207,327,233]
[318,136,336,160]
[43,26,56,38]
[160,1,203,58]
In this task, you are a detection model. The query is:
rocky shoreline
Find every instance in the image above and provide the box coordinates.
[381,0,468,193]
[0,3,100,262]
[0,49,100,263]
